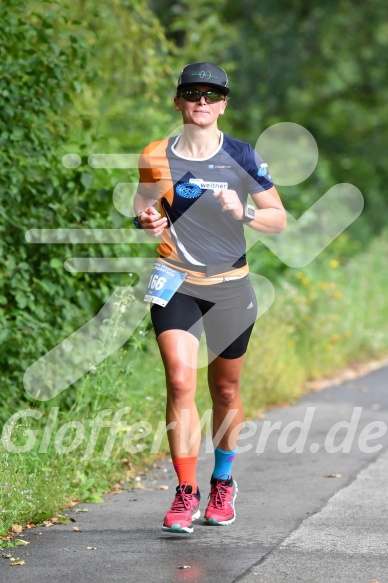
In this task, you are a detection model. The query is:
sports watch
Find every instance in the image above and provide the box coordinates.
[241,203,255,223]
[133,211,144,229]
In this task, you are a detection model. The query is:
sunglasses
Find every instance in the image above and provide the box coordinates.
[178,90,226,103]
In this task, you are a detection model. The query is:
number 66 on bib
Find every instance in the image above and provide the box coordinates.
[144,261,188,307]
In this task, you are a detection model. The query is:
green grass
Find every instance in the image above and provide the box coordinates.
[1,231,388,536]
[243,233,388,412]
[0,345,168,536]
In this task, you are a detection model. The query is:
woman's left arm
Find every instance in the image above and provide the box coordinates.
[214,186,287,233]
[248,186,287,233]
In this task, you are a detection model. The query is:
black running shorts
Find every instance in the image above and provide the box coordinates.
[150,275,258,359]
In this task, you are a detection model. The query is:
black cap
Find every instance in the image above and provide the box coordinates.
[177,62,230,95]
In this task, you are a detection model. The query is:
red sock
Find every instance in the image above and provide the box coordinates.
[172,456,198,491]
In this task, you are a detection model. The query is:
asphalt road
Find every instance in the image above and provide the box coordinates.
[1,365,388,583]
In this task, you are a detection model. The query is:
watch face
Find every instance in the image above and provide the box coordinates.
[243,204,255,221]
[246,205,255,219]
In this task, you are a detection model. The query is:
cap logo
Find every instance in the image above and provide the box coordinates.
[191,70,219,81]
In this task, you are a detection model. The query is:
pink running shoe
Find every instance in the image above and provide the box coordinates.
[162,483,201,533]
[204,476,238,525]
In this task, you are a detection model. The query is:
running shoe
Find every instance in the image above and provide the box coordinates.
[162,483,201,533]
[203,476,238,525]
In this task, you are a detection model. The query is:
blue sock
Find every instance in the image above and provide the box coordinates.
[212,447,237,480]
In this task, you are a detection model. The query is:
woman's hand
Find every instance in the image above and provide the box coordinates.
[213,189,244,221]
[137,207,168,237]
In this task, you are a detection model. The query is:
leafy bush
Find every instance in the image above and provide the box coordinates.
[0,1,128,416]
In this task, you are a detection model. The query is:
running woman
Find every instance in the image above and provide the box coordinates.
[134,62,286,533]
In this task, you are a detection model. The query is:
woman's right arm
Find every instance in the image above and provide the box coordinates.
[135,145,168,237]
[133,192,168,236]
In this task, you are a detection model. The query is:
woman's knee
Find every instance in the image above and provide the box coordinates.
[166,370,196,402]
[211,379,240,407]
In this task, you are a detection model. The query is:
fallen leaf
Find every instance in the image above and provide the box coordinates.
[14,540,29,547]
[69,517,76,522]
[73,527,80,532]
[51,517,59,524]
[2,553,11,559]
[158,485,169,490]
[325,473,342,478]
[86,547,96,550]
[75,508,90,513]
[11,525,23,534]
[10,560,25,566]
[178,565,191,569]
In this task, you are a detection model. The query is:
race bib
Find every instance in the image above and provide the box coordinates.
[144,261,188,307]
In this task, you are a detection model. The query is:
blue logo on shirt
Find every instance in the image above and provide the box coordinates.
[257,163,269,177]
[176,182,202,198]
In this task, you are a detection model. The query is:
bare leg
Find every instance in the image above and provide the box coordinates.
[207,353,245,451]
[157,329,200,458]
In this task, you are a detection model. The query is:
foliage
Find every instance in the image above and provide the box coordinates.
[61,0,177,151]
[0,0,135,413]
